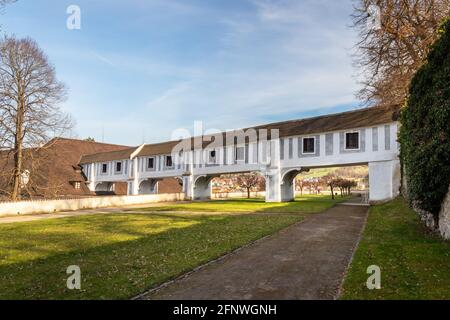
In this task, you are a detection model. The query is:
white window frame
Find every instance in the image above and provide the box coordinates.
[208,149,217,164]
[235,145,245,162]
[115,161,123,174]
[165,155,174,169]
[101,163,108,175]
[302,136,316,155]
[147,157,155,170]
[344,130,361,151]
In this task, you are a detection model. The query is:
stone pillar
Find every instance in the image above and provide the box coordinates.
[182,175,194,200]
[87,163,96,192]
[265,168,282,202]
[369,159,401,203]
[264,138,282,202]
[280,172,297,202]
[130,158,139,195]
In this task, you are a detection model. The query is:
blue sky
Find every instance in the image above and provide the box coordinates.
[1,0,361,146]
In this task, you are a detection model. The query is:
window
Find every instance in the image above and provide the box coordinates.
[165,155,173,168]
[147,157,155,169]
[74,182,81,190]
[209,150,217,163]
[303,137,315,154]
[102,163,108,174]
[345,131,360,150]
[235,146,245,161]
[115,162,122,173]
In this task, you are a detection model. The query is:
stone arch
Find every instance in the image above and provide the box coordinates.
[95,182,113,192]
[280,168,308,202]
[193,175,218,200]
[138,179,158,195]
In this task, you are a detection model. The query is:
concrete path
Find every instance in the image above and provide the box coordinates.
[140,203,369,300]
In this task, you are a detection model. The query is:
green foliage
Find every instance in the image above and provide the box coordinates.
[399,19,450,217]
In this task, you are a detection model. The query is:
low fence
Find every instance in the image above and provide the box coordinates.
[0,193,186,217]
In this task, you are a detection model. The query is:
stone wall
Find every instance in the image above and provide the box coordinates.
[439,186,450,240]
[0,193,186,217]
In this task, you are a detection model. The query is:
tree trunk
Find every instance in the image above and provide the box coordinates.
[247,188,251,199]
[11,91,25,201]
[330,185,335,200]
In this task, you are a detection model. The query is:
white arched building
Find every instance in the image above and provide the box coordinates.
[80,105,401,203]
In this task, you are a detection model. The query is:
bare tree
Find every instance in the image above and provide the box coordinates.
[0,36,73,201]
[236,173,264,199]
[352,0,450,106]
[0,0,16,10]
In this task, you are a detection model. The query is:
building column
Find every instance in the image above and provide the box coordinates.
[264,168,282,202]
[369,159,401,203]
[263,138,283,202]
[87,163,96,192]
[130,158,139,195]
[182,174,194,200]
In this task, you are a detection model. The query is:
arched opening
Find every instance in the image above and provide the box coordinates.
[280,168,307,202]
[95,182,114,196]
[138,179,158,195]
[193,175,217,200]
[295,165,369,203]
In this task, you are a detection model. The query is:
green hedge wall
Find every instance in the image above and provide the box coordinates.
[399,19,450,218]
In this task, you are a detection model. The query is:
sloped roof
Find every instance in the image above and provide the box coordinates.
[252,104,400,137]
[79,147,138,164]
[78,105,401,163]
[0,138,130,198]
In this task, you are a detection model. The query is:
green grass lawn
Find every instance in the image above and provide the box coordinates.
[131,194,348,214]
[0,195,340,300]
[341,197,450,300]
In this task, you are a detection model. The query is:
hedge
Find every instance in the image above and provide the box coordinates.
[399,19,450,219]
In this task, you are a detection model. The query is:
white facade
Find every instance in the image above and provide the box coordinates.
[81,121,401,203]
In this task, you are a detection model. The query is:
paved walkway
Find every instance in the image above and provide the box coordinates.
[140,203,369,300]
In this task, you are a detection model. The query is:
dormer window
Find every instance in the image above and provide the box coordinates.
[74,182,81,190]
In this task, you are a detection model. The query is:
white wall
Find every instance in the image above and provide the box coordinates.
[0,193,186,217]
[82,122,401,203]
[369,160,401,202]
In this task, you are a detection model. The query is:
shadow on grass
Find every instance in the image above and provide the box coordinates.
[128,195,349,214]
[0,211,303,300]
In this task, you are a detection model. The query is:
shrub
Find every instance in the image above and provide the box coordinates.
[399,19,450,219]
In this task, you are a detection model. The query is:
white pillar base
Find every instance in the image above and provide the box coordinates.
[369,160,401,203]
[265,168,282,202]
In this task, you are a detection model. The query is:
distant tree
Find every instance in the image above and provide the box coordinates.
[84,137,95,142]
[324,175,339,200]
[352,0,450,106]
[296,178,305,195]
[0,36,73,201]
[0,0,16,11]
[236,173,264,199]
